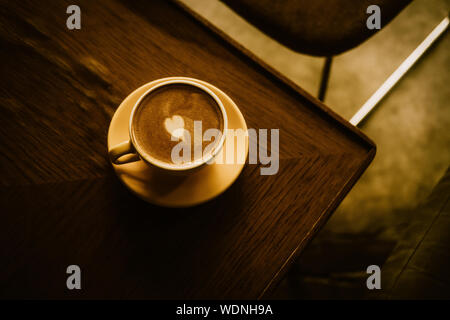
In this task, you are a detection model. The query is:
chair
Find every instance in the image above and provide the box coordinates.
[219,0,412,101]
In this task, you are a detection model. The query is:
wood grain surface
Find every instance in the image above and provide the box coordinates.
[0,0,375,299]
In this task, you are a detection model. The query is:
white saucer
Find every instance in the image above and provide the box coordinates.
[107,77,248,207]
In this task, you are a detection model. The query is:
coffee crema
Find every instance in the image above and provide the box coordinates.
[132,84,223,165]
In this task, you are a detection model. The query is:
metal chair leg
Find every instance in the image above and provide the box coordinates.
[318,56,333,101]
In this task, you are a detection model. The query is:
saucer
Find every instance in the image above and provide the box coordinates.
[107,77,249,207]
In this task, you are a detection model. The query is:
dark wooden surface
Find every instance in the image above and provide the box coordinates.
[0,0,375,299]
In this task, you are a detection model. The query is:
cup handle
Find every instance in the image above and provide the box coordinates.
[109,140,140,164]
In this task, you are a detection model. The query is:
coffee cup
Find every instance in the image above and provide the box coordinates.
[108,79,228,174]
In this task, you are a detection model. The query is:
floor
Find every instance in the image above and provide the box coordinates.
[179,0,450,299]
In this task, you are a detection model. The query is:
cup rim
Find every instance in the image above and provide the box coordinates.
[128,79,228,171]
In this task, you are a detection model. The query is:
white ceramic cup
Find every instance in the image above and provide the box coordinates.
[108,78,228,173]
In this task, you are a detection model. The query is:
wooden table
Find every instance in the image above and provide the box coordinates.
[0,0,375,299]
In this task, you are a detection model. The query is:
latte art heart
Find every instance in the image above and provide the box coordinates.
[164,115,185,140]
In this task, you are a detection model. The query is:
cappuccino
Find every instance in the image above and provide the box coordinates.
[132,83,223,165]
